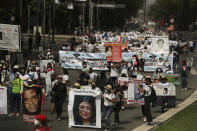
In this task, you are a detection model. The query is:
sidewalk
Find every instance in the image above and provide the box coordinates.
[133,89,197,131]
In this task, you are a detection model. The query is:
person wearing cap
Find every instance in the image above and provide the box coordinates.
[52,75,67,120]
[142,76,153,125]
[33,114,51,131]
[181,60,188,91]
[8,72,23,117]
[102,84,116,130]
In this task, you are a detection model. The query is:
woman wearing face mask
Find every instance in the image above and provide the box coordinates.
[102,84,116,131]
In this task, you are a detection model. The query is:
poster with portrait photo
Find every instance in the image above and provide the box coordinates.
[151,36,169,53]
[127,81,144,105]
[0,87,7,115]
[23,85,43,123]
[120,36,128,48]
[68,89,101,128]
[105,43,122,62]
[153,83,176,96]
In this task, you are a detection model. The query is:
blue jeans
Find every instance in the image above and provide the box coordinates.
[104,105,114,126]
[182,76,187,89]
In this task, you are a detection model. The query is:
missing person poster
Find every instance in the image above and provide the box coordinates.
[0,24,21,51]
[0,86,7,114]
[127,81,144,105]
[23,85,43,123]
[105,43,122,62]
[68,89,101,128]
[153,83,176,96]
[151,36,169,53]
[120,36,128,48]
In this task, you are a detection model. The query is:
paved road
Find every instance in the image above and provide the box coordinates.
[1,35,197,131]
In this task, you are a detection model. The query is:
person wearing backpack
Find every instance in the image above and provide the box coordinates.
[142,76,155,125]
[181,60,188,91]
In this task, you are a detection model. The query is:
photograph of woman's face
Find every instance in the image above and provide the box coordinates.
[79,101,92,120]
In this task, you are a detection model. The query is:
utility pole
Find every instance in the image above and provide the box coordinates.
[144,0,147,22]
[89,0,92,31]
[19,0,23,26]
[49,0,52,44]
[36,0,39,33]
[52,1,56,47]
[28,6,30,35]
[82,2,85,34]
[43,0,46,49]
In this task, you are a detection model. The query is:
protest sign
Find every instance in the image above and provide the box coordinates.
[151,36,169,53]
[0,24,21,51]
[127,81,144,105]
[68,89,101,128]
[23,85,43,123]
[120,36,128,48]
[153,83,176,96]
[39,59,54,73]
[165,74,181,86]
[105,43,122,62]
[0,87,7,114]
[187,57,193,68]
[59,51,108,70]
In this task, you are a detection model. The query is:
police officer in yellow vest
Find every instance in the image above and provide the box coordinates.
[8,72,23,117]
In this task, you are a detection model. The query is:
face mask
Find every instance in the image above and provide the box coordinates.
[34,119,39,126]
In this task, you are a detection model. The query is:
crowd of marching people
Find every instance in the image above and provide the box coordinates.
[0,23,196,131]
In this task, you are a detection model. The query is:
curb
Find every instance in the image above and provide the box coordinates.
[132,89,197,131]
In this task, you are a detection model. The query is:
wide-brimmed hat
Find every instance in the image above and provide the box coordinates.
[145,75,152,82]
[13,65,19,69]
[161,76,168,80]
[105,85,112,90]
[73,83,80,87]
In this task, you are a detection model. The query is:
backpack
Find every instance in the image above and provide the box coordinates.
[147,86,157,103]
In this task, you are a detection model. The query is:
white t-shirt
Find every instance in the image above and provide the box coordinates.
[89,72,98,80]
[20,74,30,85]
[104,93,116,106]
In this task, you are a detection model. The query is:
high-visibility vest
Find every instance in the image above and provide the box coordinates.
[12,78,23,93]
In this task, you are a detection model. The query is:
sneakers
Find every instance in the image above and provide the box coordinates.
[143,117,147,122]
[8,113,15,116]
[145,122,151,125]
[57,117,62,121]
[16,113,20,117]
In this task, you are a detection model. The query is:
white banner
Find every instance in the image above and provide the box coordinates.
[0,87,7,114]
[0,24,20,51]
[68,89,101,128]
[153,83,176,96]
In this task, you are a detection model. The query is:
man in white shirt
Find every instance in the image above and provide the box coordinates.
[88,68,98,81]
[102,85,116,130]
[109,63,120,87]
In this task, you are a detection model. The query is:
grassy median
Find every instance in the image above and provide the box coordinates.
[154,101,197,131]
